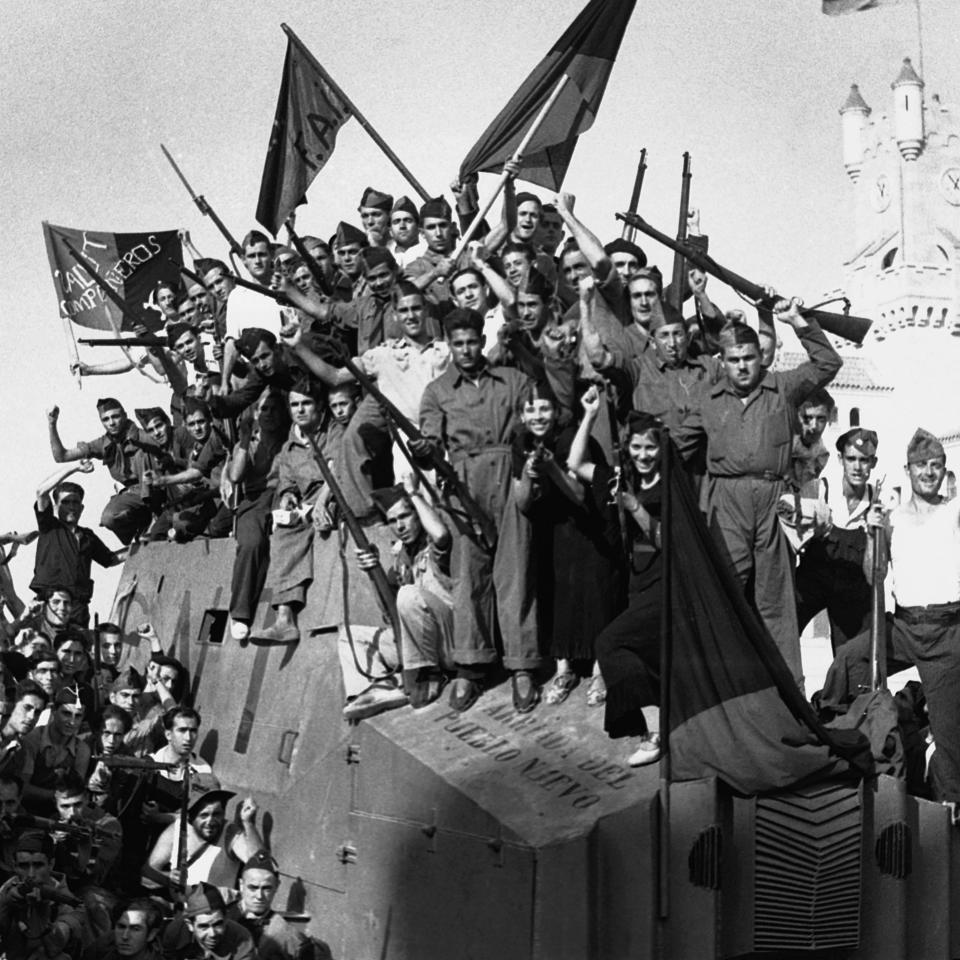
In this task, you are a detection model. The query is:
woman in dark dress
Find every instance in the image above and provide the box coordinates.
[512,384,626,706]
[570,398,664,767]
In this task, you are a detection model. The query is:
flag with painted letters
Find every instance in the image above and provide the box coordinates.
[256,28,352,235]
[42,221,182,333]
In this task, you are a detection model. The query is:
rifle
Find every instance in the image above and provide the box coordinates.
[160,144,244,259]
[285,222,333,297]
[91,613,101,717]
[615,212,873,345]
[14,814,112,843]
[621,149,648,242]
[78,337,168,348]
[301,430,401,656]
[176,760,190,899]
[9,879,81,907]
[311,335,497,552]
[669,153,692,312]
[868,478,886,691]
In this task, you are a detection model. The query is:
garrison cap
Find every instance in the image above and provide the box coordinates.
[906,428,945,464]
[518,266,553,300]
[96,397,124,413]
[242,848,280,878]
[333,221,367,250]
[630,265,664,293]
[647,299,686,333]
[836,427,878,457]
[185,882,225,917]
[359,187,393,212]
[15,829,54,859]
[54,683,84,709]
[419,197,452,222]
[391,195,419,222]
[110,665,144,694]
[135,407,169,429]
[604,238,648,268]
[718,323,760,352]
[192,258,220,279]
[360,247,398,274]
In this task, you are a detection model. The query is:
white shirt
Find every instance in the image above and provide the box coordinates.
[224,284,284,341]
[357,338,450,421]
[890,496,960,607]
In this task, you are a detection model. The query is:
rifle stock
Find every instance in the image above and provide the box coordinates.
[616,212,873,345]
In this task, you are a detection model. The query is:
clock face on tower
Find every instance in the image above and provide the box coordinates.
[870,173,892,213]
[940,167,960,206]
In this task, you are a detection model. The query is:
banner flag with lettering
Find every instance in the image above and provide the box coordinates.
[42,222,183,333]
[459,0,636,191]
[663,442,871,794]
[256,30,352,235]
[822,0,908,14]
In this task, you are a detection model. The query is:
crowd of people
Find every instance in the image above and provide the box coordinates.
[0,165,957,955]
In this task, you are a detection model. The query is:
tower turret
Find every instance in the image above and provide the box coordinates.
[892,57,924,161]
[840,84,871,181]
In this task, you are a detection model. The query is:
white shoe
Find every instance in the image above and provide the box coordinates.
[627,733,661,767]
[230,619,250,641]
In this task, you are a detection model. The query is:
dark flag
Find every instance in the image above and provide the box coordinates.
[822,0,907,13]
[459,0,636,191]
[663,442,869,794]
[42,222,182,333]
[256,30,352,236]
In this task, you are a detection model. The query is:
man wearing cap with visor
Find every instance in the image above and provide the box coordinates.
[821,428,960,811]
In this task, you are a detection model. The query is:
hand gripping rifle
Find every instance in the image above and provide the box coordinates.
[301,429,401,658]
[312,335,497,553]
[161,144,244,260]
[615,212,873,345]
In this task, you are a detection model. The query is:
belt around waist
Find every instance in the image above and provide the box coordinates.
[710,470,787,483]
[895,601,960,624]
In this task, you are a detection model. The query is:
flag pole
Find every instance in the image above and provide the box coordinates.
[280,24,432,203]
[915,0,925,81]
[60,312,83,390]
[450,74,571,263]
[658,429,672,921]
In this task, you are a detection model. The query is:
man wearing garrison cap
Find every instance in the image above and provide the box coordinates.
[405,196,462,307]
[358,186,393,245]
[792,427,881,651]
[673,297,843,687]
[46,398,164,545]
[330,220,369,299]
[227,849,334,959]
[388,194,427,268]
[822,428,960,812]
[0,828,85,957]
[161,882,256,959]
[20,683,91,815]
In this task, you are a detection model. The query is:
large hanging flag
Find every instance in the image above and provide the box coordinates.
[459,0,636,191]
[42,222,182,333]
[256,29,352,235]
[662,442,870,794]
[822,0,909,14]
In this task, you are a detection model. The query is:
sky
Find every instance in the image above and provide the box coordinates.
[2,0,959,616]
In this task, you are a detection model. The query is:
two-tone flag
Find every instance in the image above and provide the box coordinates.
[42,222,182,333]
[256,30,352,236]
[662,442,870,794]
[459,0,636,191]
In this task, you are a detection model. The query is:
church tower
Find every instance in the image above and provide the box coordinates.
[838,59,960,345]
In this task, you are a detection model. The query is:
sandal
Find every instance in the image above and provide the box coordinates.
[511,671,540,713]
[544,671,579,705]
[449,677,482,713]
[586,674,607,707]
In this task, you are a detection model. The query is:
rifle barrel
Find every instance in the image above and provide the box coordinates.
[670,153,692,311]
